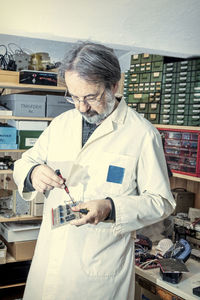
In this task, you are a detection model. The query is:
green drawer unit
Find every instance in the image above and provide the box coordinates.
[191,70,200,82]
[175,83,191,93]
[176,60,193,72]
[130,62,151,73]
[176,72,192,83]
[18,130,43,149]
[162,73,176,83]
[139,112,148,119]
[147,113,160,124]
[151,61,164,72]
[187,115,200,126]
[175,93,190,103]
[174,104,189,115]
[190,81,200,93]
[163,63,177,73]
[151,71,163,82]
[160,114,174,125]
[161,94,175,104]
[192,59,200,71]
[160,104,174,114]
[173,115,188,126]
[162,83,176,94]
[140,73,151,83]
[128,93,149,103]
[130,54,141,64]
[148,103,160,114]
[138,103,148,113]
[188,105,200,116]
[141,53,152,63]
[129,73,140,83]
[127,102,138,110]
[149,92,161,103]
[190,93,200,104]
[152,54,164,62]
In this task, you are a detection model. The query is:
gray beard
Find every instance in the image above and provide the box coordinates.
[80,90,116,124]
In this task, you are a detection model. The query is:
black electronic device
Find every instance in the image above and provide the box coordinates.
[163,239,191,262]
[135,234,152,250]
[19,70,57,86]
[193,286,200,297]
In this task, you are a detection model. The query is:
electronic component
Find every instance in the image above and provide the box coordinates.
[193,286,200,297]
[19,70,57,86]
[159,258,189,284]
[163,239,191,262]
[52,203,88,229]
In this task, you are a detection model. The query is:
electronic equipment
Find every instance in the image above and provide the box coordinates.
[163,238,191,262]
[159,258,189,284]
[19,70,57,86]
[193,286,200,297]
[171,188,195,215]
[52,203,88,229]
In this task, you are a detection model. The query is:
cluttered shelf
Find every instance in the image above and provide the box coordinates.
[0,82,65,92]
[155,124,200,131]
[0,115,53,121]
[0,215,42,223]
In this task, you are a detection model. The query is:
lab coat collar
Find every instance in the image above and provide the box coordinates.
[80,98,128,149]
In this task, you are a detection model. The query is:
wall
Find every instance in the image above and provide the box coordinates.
[0,0,200,58]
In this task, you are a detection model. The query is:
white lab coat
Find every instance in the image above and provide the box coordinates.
[13,98,175,300]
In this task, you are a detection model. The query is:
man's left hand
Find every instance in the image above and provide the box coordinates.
[70,199,112,226]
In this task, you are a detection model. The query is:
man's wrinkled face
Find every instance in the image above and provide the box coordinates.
[65,71,117,124]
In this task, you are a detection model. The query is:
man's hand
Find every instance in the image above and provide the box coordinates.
[70,199,112,226]
[31,164,64,193]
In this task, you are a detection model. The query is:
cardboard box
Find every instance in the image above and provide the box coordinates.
[18,130,43,149]
[33,203,44,216]
[0,124,17,144]
[0,94,46,117]
[46,95,74,117]
[0,70,19,84]
[0,222,40,242]
[3,238,36,261]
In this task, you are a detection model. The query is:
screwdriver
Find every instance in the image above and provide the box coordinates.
[55,169,75,204]
[55,169,89,214]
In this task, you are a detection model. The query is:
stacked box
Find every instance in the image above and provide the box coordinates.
[159,128,200,177]
[7,120,48,149]
[161,58,200,126]
[0,123,17,149]
[124,53,164,123]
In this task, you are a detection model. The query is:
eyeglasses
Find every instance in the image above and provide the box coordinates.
[64,88,105,105]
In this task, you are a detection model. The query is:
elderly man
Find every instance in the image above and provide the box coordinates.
[13,42,175,300]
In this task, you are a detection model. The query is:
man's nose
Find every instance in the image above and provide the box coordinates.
[78,101,90,113]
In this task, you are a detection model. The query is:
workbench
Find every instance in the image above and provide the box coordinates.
[135,259,200,300]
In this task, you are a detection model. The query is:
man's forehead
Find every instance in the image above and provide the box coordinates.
[65,71,102,95]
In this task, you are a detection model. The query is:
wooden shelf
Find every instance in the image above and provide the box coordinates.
[0,82,65,92]
[0,169,13,175]
[0,282,25,289]
[0,115,53,121]
[155,124,200,131]
[172,172,200,182]
[0,215,42,222]
[0,149,25,153]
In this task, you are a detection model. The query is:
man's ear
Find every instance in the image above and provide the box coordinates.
[112,82,119,94]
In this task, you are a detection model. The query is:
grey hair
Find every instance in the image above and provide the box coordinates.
[59,41,121,89]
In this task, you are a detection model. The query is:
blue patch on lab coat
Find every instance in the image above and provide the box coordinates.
[106,165,125,184]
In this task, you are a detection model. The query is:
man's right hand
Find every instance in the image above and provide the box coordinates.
[31,164,64,193]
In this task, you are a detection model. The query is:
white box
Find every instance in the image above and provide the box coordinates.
[46,95,74,117]
[7,120,48,131]
[0,94,46,117]
[0,222,40,242]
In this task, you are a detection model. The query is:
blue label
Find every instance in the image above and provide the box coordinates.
[106,165,125,184]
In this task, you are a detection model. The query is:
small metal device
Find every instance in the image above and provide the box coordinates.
[52,170,89,228]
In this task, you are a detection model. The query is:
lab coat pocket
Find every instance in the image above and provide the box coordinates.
[81,223,131,278]
[87,151,137,197]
